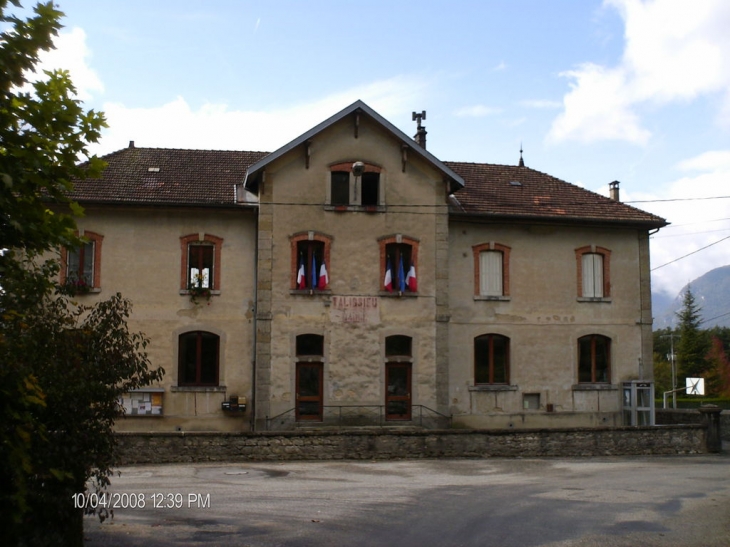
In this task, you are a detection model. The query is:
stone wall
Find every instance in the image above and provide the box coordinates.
[656,409,730,440]
[114,425,706,465]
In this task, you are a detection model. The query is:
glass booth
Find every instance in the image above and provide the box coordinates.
[622,381,655,426]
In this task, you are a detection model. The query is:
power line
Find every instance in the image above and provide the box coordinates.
[626,195,730,204]
[651,235,730,271]
[700,311,730,325]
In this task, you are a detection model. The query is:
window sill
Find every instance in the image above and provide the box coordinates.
[473,295,510,302]
[577,297,612,303]
[289,289,332,296]
[572,383,617,391]
[180,290,221,296]
[469,385,518,392]
[379,291,418,298]
[324,205,386,213]
[171,386,226,392]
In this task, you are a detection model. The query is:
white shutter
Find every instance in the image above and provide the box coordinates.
[480,251,503,296]
[582,253,603,297]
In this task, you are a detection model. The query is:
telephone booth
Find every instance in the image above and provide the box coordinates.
[622,381,655,426]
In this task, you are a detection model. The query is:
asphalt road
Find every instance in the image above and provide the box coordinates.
[84,453,730,547]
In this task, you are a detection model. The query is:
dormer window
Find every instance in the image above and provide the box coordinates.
[326,162,383,210]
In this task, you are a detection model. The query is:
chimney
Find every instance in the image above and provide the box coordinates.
[412,110,427,149]
[609,180,620,201]
[128,140,135,148]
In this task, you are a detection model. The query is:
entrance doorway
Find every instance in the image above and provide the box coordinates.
[296,362,323,421]
[385,362,411,420]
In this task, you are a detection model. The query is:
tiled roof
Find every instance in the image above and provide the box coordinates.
[71,146,269,206]
[445,161,667,227]
[71,146,666,227]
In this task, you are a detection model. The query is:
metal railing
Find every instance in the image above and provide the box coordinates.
[265,405,451,431]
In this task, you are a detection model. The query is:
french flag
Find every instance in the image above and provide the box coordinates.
[297,257,306,289]
[384,257,393,292]
[398,255,406,292]
[311,254,317,289]
[318,262,328,289]
[406,262,417,292]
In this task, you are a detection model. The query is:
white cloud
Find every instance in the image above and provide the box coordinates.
[630,151,730,296]
[33,27,104,100]
[454,105,502,118]
[519,99,562,109]
[94,75,429,155]
[493,61,507,71]
[676,150,730,172]
[549,0,730,144]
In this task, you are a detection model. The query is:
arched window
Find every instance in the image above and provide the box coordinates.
[180,234,223,291]
[290,232,332,291]
[379,235,419,294]
[578,335,611,383]
[178,331,219,386]
[472,242,511,297]
[474,334,510,385]
[60,231,104,291]
[575,246,611,298]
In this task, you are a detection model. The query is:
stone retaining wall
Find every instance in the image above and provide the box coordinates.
[656,409,730,440]
[114,425,706,465]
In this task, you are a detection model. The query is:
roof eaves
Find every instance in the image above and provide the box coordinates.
[448,209,668,229]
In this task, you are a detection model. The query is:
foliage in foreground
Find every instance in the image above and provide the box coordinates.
[0,258,165,545]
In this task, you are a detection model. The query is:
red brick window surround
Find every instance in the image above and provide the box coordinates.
[328,162,382,207]
[575,245,611,298]
[472,242,510,297]
[180,234,223,291]
[60,230,103,290]
[290,232,333,291]
[378,234,419,294]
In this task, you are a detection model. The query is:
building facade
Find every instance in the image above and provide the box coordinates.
[66,101,666,432]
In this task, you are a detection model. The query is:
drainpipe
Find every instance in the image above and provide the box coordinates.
[250,186,259,431]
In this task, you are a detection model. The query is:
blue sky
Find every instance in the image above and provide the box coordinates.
[17,0,730,299]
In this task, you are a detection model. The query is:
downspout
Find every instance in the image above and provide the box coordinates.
[250,207,258,431]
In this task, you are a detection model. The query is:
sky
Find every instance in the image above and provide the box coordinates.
[11,0,730,301]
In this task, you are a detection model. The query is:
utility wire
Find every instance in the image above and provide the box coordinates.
[626,195,730,204]
[651,235,730,271]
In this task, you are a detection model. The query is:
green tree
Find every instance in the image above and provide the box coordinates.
[1,0,106,254]
[705,336,730,397]
[0,2,163,545]
[675,286,710,383]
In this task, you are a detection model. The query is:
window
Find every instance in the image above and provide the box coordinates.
[578,334,610,383]
[296,333,324,357]
[575,246,610,298]
[60,231,103,291]
[290,232,332,291]
[361,172,379,206]
[331,171,350,205]
[385,335,412,359]
[178,331,219,386]
[379,235,419,294]
[328,162,382,208]
[472,243,510,297]
[474,334,509,384]
[180,234,223,291]
[189,244,213,289]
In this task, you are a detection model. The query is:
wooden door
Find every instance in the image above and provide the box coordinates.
[385,363,411,420]
[296,362,323,421]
